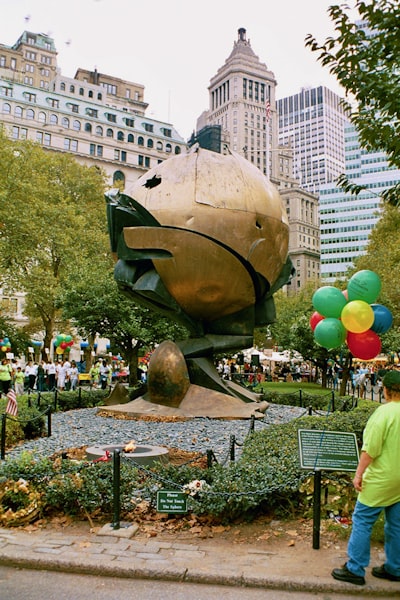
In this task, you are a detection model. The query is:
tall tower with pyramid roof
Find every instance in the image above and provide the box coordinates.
[196,28,279,179]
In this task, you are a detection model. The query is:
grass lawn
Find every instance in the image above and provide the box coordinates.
[259,381,332,396]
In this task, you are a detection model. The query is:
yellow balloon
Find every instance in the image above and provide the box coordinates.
[56,346,64,354]
[341,300,374,333]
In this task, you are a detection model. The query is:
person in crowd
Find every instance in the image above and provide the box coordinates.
[14,366,25,396]
[67,360,79,391]
[90,362,101,388]
[46,359,57,391]
[99,359,111,389]
[56,359,68,391]
[332,370,400,585]
[24,360,37,391]
[36,360,46,391]
[0,358,12,397]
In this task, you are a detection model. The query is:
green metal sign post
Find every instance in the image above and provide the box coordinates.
[298,429,359,550]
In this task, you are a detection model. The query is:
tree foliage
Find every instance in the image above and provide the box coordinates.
[60,267,189,385]
[306,0,400,206]
[0,129,108,351]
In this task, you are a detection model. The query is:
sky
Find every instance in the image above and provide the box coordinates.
[0,0,358,140]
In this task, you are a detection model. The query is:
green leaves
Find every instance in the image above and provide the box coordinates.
[306,1,400,205]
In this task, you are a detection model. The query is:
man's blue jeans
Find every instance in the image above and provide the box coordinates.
[347,500,400,577]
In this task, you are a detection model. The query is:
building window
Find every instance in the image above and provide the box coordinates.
[90,143,95,156]
[60,82,66,91]
[0,86,12,97]
[1,297,18,314]
[124,118,134,127]
[62,117,70,128]
[70,104,79,113]
[25,63,34,73]
[73,120,81,131]
[117,131,124,141]
[41,55,52,65]
[147,139,153,148]
[127,133,134,143]
[79,88,84,96]
[64,138,78,152]
[102,83,117,95]
[96,145,103,157]
[48,98,59,108]
[15,106,23,118]
[69,85,75,93]
[86,108,98,117]
[12,126,27,140]
[40,68,50,76]
[175,146,181,154]
[26,108,35,120]
[106,128,114,138]
[0,56,5,67]
[114,149,127,162]
[88,90,93,98]
[143,123,154,133]
[50,114,58,125]
[85,123,92,133]
[10,58,16,70]
[145,156,150,168]
[38,111,46,123]
[24,76,33,85]
[162,128,172,137]
[96,126,103,136]
[165,143,172,153]
[106,113,117,123]
[37,131,51,146]
[113,170,125,186]
[2,103,11,114]
[138,155,144,166]
[157,141,163,151]
[138,136,144,146]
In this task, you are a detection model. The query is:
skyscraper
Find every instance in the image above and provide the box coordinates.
[319,123,400,282]
[277,86,349,195]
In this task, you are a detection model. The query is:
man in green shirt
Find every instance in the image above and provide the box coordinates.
[332,370,400,585]
[0,358,12,396]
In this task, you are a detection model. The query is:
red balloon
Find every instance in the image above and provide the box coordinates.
[310,311,324,331]
[346,330,381,360]
[60,341,68,349]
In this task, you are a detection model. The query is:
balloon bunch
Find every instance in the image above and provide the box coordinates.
[0,337,11,353]
[54,334,74,355]
[310,270,392,360]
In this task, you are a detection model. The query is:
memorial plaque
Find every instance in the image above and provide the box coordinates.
[298,429,359,471]
[156,490,188,514]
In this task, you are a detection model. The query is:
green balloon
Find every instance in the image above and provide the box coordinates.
[347,270,381,304]
[314,318,346,350]
[312,286,347,318]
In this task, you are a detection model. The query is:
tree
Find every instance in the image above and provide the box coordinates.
[0,311,31,359]
[306,0,400,205]
[0,130,108,354]
[59,267,189,385]
[352,203,400,361]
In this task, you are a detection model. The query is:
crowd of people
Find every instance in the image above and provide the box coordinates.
[0,356,115,397]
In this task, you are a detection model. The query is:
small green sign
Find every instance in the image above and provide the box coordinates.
[156,490,188,514]
[298,429,359,472]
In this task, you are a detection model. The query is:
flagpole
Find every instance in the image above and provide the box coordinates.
[265,99,271,179]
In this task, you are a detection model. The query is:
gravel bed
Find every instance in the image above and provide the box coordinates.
[5,404,309,463]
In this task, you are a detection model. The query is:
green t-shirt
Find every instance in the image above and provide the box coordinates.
[0,364,11,381]
[359,401,400,507]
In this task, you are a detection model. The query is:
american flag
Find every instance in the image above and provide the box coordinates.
[265,100,271,123]
[6,388,18,417]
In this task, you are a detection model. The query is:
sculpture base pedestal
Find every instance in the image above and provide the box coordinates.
[98,383,268,420]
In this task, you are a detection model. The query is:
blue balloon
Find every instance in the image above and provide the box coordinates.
[370,304,393,334]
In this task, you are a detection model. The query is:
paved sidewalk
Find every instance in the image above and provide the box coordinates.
[0,525,399,596]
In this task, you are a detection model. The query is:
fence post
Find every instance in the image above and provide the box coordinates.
[47,406,52,437]
[331,391,335,412]
[53,389,58,412]
[37,392,41,408]
[229,434,235,462]
[1,413,6,460]
[249,414,255,433]
[299,389,303,407]
[206,449,213,468]
[308,406,312,416]
[78,386,82,407]
[112,449,121,530]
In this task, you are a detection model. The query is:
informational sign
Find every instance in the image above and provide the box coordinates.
[298,429,359,472]
[156,490,188,514]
